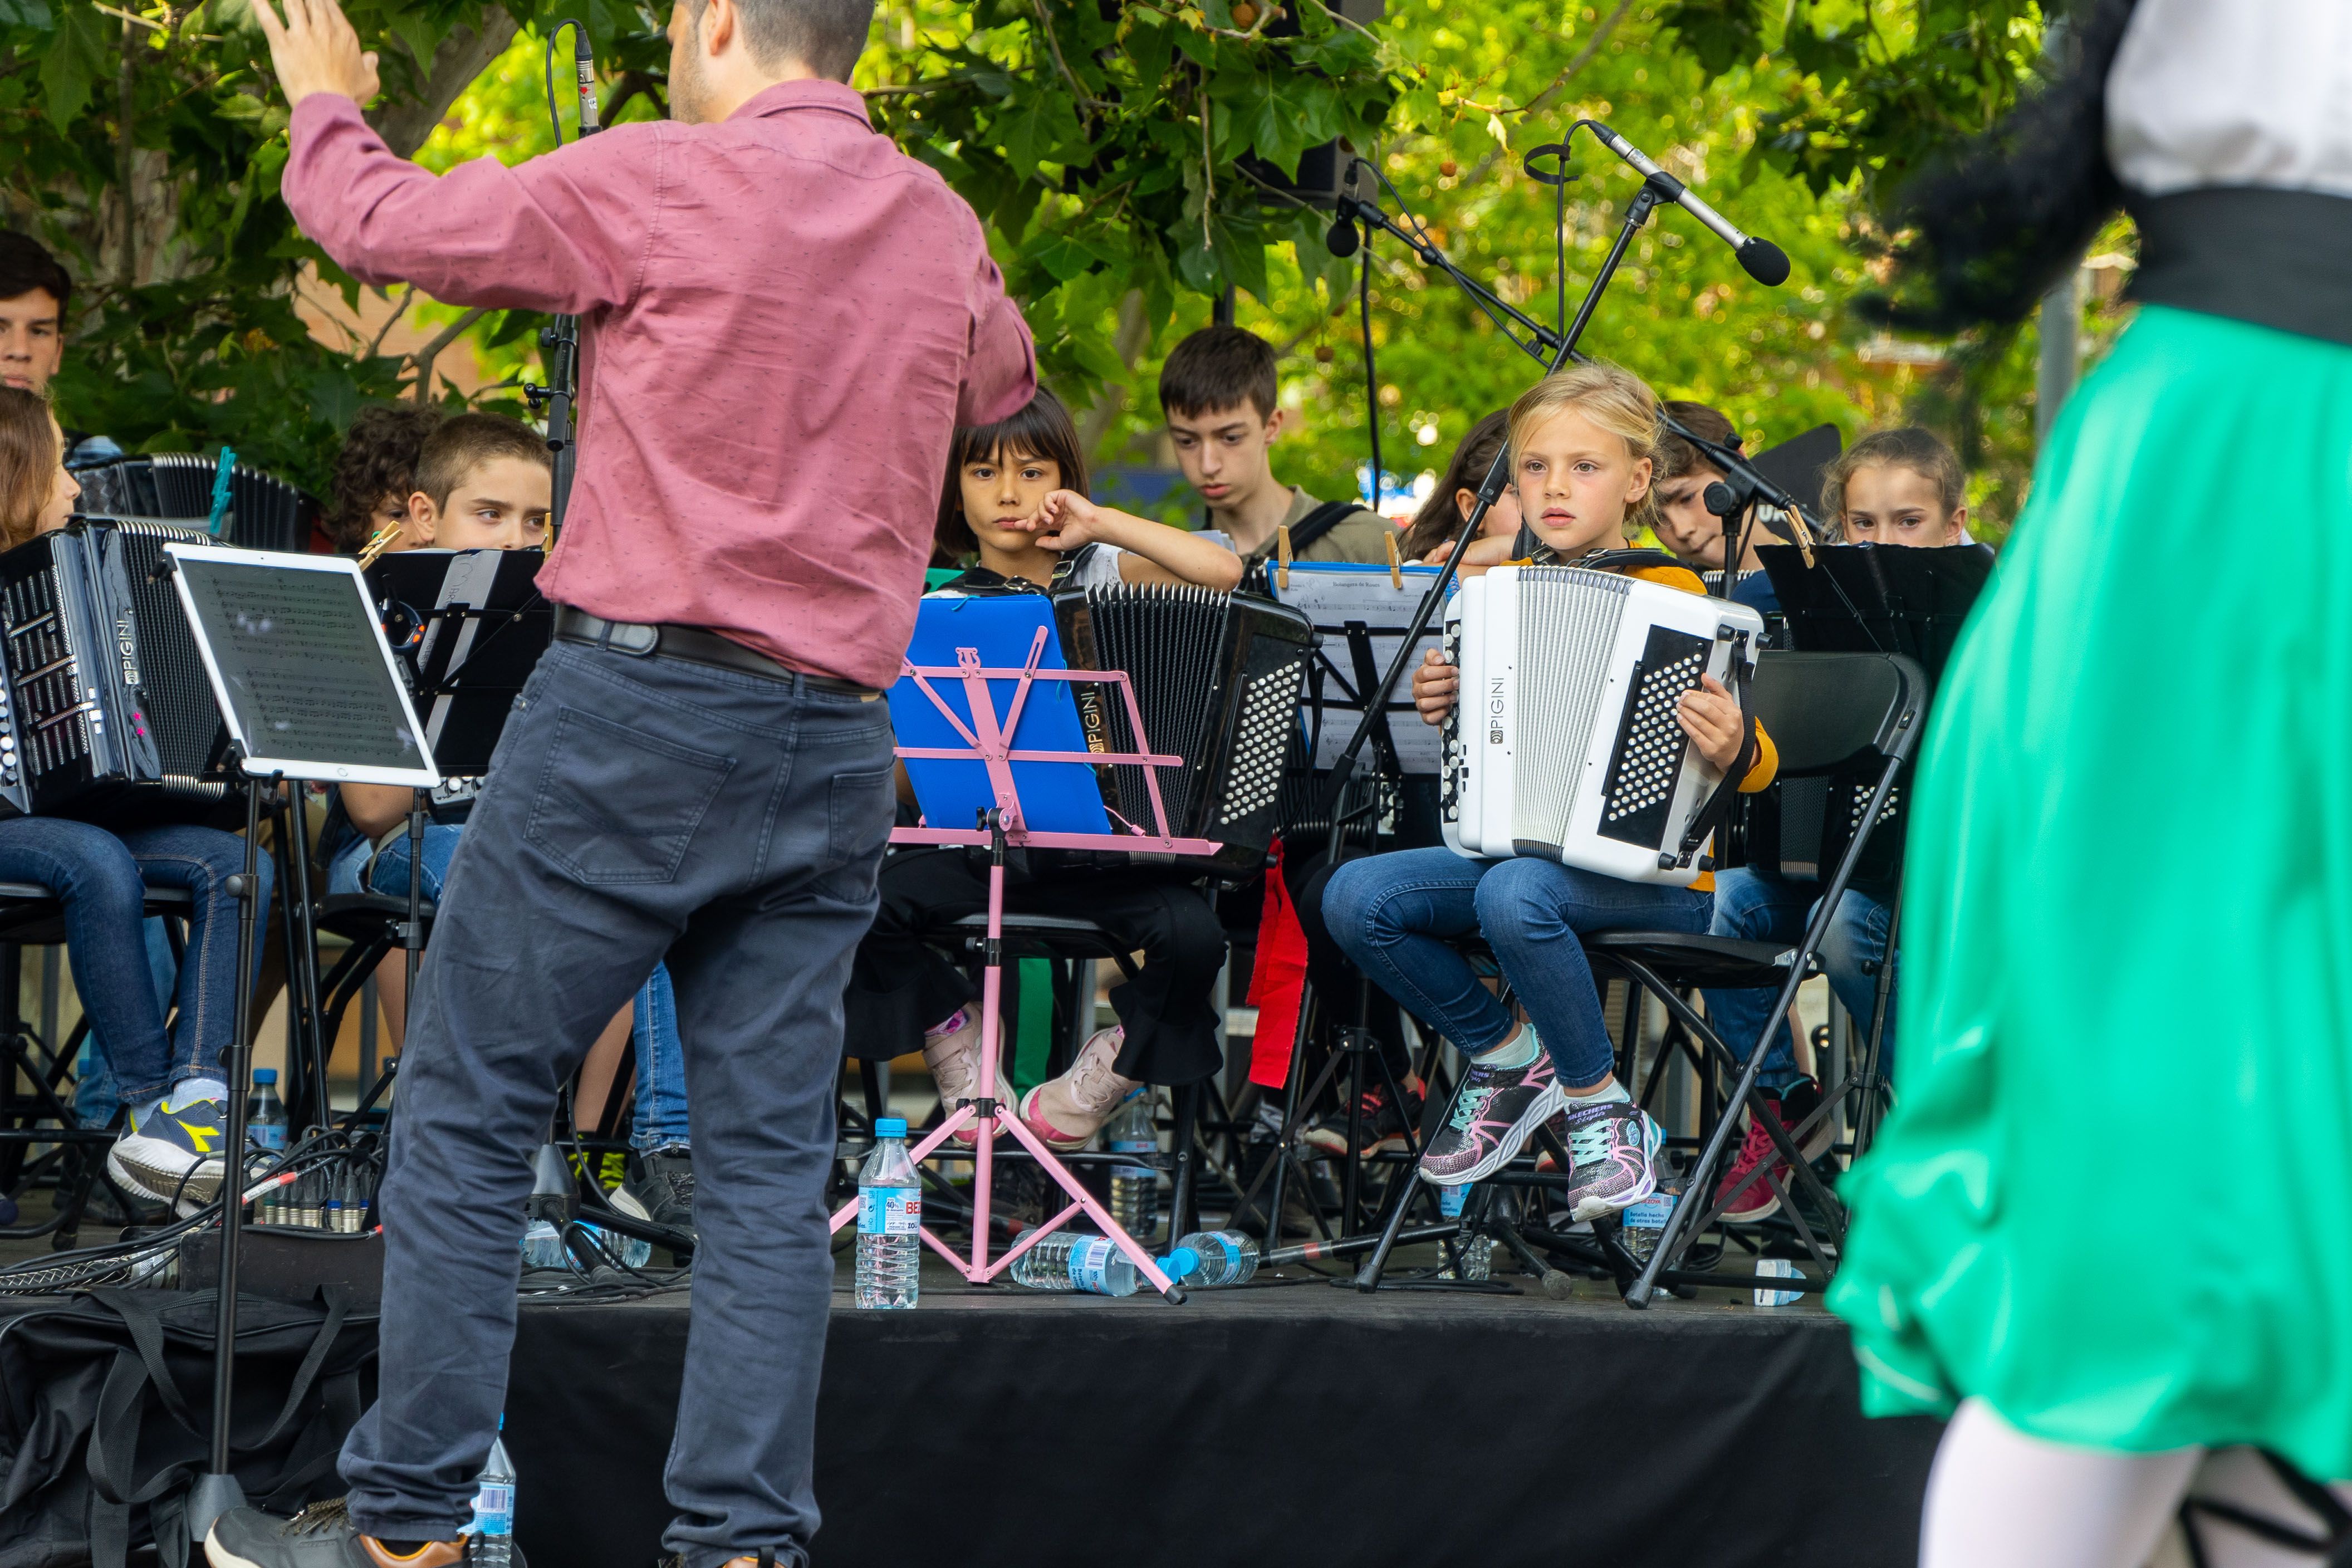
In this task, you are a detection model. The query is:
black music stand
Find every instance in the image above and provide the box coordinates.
[160,543,441,1540]
[1749,541,1994,1159]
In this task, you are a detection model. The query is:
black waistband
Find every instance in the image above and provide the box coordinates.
[552,607,882,698]
[2125,188,2352,348]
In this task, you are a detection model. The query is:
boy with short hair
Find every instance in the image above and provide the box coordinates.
[0,230,121,465]
[390,411,552,552]
[1158,324,1393,570]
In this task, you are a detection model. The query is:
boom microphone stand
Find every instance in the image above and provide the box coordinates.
[1315,132,1671,825]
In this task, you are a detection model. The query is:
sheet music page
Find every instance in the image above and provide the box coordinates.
[1271,564,1449,775]
[176,559,431,773]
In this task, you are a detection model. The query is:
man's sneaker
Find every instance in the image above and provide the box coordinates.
[207,1500,463,1568]
[110,1087,228,1212]
[1301,1075,1425,1157]
[1417,1049,1562,1187]
[1560,1099,1662,1222]
[1017,1027,1139,1151]
[612,1144,695,1237]
[1713,1077,1836,1224]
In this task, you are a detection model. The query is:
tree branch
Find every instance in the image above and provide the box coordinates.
[367,11,522,160]
[114,16,138,290]
[365,283,416,356]
[1030,0,1109,112]
[1463,0,1636,184]
[404,304,490,401]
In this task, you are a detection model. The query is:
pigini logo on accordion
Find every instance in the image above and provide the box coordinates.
[1441,565,1761,886]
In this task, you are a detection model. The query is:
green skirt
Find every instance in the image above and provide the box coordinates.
[1827,306,2352,1479]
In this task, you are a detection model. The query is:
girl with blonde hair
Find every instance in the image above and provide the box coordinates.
[1323,361,1778,1215]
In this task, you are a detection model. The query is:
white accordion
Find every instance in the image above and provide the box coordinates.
[1440,565,1766,886]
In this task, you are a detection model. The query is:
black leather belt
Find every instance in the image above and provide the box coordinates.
[553,607,883,699]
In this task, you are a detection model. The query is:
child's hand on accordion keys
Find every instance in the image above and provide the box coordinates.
[1677,675,1747,772]
[1413,648,1458,725]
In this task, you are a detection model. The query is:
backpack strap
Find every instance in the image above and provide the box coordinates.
[1284,500,1366,557]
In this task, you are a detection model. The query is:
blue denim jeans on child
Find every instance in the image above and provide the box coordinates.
[1324,847,1711,1090]
[1701,868,1897,1092]
[332,820,689,1150]
[0,817,272,1108]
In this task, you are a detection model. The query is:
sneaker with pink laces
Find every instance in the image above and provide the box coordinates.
[1017,1026,1139,1150]
[922,1008,991,1147]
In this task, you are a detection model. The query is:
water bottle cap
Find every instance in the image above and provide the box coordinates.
[253,1069,277,1084]
[875,1117,907,1138]
[1162,1247,1199,1277]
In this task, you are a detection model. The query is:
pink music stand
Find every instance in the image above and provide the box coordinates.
[827,629,1218,1302]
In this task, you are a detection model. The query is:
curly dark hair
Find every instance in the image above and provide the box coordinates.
[326,404,442,553]
[1876,0,2142,332]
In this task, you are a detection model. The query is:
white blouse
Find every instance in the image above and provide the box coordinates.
[2108,0,2352,199]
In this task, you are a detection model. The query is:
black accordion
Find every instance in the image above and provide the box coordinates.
[0,518,229,822]
[1052,584,1314,874]
[73,455,317,554]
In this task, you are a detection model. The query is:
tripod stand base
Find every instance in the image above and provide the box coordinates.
[186,1470,246,1542]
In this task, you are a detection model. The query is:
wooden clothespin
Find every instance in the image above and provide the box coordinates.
[1277,524,1293,592]
[1385,527,1403,590]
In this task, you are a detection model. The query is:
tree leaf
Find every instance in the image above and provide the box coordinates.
[40,0,106,129]
[0,0,54,31]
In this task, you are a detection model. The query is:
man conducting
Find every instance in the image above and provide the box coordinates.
[207,1,1034,1565]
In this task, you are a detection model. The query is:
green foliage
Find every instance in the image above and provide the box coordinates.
[1,0,2082,534]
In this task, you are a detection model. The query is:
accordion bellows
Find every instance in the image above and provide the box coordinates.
[1052,583,1313,873]
[0,518,228,821]
[1442,565,1763,886]
[73,455,316,555]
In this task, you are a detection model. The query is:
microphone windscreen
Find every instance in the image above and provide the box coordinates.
[1326,217,1359,258]
[1739,237,1791,287]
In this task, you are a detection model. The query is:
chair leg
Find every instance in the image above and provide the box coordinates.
[1169,1082,1199,1242]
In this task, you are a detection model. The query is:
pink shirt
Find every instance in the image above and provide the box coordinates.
[283,84,1036,688]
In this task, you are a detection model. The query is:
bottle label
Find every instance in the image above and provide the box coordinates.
[471,1485,513,1535]
[1069,1237,1114,1293]
[1437,1185,1467,1219]
[249,1123,286,1151]
[1624,1188,1678,1231]
[859,1188,920,1236]
[1108,1140,1156,1155]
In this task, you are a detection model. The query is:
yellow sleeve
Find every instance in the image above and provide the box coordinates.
[1740,721,1777,792]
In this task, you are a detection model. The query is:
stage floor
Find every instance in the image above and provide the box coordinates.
[509,1248,1940,1568]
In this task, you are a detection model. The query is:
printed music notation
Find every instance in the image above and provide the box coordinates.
[175,562,427,771]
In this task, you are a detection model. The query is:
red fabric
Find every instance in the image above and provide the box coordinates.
[282,86,1036,688]
[1245,838,1310,1088]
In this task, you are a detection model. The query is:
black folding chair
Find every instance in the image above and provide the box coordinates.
[1582,650,1928,1309]
[0,883,197,1242]
[312,891,435,1121]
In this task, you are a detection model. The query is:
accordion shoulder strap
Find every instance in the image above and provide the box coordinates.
[1286,499,1368,556]
[1671,633,1759,873]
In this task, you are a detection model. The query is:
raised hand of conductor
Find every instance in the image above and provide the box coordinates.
[252,0,381,107]
[1415,653,1746,771]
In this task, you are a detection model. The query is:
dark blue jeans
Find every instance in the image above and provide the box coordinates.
[339,639,894,1565]
[334,822,691,1150]
[1324,847,1711,1090]
[1702,868,1897,1091]
[0,817,270,1107]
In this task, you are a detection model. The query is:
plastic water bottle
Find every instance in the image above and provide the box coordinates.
[460,1415,516,1567]
[1159,1229,1259,1288]
[520,1218,568,1269]
[1007,1228,1139,1296]
[1104,1093,1158,1244]
[247,1069,287,1152]
[1620,1172,1685,1266]
[1432,1187,1493,1280]
[855,1117,922,1309]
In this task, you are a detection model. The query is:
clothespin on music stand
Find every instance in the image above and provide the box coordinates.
[1384,527,1403,590]
[1277,525,1293,592]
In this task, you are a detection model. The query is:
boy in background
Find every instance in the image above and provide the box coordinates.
[1159,325,1392,572]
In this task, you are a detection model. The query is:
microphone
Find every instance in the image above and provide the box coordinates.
[573,26,601,135]
[1326,210,1359,257]
[1584,121,1789,286]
